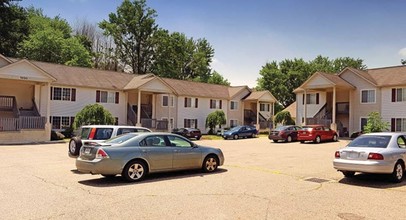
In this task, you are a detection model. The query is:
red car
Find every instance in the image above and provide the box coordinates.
[268,125,301,143]
[297,125,338,143]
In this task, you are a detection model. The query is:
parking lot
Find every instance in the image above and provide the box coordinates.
[1,137,405,220]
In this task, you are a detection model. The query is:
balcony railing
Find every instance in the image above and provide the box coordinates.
[141,119,168,131]
[0,116,46,131]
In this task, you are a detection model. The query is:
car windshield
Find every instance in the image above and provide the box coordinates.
[230,126,242,132]
[105,133,139,144]
[347,135,391,148]
[275,126,289,131]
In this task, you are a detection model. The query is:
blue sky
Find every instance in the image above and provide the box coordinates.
[19,0,406,87]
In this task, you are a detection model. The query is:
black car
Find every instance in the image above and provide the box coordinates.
[269,125,301,143]
[172,128,202,140]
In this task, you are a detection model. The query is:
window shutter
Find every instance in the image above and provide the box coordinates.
[392,89,396,102]
[194,119,198,129]
[391,118,396,132]
[71,89,76,102]
[50,87,53,100]
[302,94,304,105]
[184,97,187,107]
[115,92,119,104]
[195,98,198,108]
[96,90,100,102]
[219,100,222,109]
[184,118,187,127]
[316,93,319,104]
[70,117,75,127]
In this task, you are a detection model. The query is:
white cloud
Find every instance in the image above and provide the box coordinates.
[399,48,406,57]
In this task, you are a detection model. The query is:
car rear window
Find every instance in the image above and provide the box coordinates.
[301,127,313,131]
[80,128,91,139]
[94,128,114,140]
[275,126,288,131]
[105,133,139,144]
[347,135,391,148]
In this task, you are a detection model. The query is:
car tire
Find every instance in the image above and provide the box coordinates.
[342,171,355,177]
[122,160,148,182]
[69,137,82,156]
[233,134,239,140]
[196,136,201,140]
[286,135,292,143]
[391,161,405,183]
[300,141,305,143]
[273,139,278,143]
[202,155,219,173]
[332,134,338,142]
[314,136,321,144]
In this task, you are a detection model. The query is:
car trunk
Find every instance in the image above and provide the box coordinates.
[340,147,385,161]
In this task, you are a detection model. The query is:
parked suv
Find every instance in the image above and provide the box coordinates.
[68,125,151,157]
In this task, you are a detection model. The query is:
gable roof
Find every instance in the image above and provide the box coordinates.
[30,60,134,90]
[228,86,250,99]
[339,67,377,86]
[294,71,355,92]
[0,59,56,82]
[162,78,231,99]
[366,65,406,87]
[244,90,277,102]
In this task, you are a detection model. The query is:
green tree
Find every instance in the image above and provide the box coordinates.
[99,0,158,74]
[273,111,295,125]
[73,104,115,129]
[363,111,389,133]
[205,70,230,86]
[151,29,214,81]
[0,0,29,57]
[257,56,366,107]
[205,110,226,134]
[19,8,91,67]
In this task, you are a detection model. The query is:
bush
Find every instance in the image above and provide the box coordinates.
[363,112,389,133]
[51,131,65,140]
[73,104,115,129]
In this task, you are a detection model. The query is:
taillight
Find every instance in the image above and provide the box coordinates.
[96,149,109,159]
[335,151,340,158]
[88,128,96,140]
[367,153,384,160]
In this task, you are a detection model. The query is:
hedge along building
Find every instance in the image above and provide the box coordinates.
[0,54,277,144]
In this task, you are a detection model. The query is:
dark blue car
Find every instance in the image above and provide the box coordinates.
[222,125,258,140]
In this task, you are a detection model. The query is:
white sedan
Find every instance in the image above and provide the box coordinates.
[333,132,406,183]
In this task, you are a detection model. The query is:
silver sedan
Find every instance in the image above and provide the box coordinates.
[76,132,225,182]
[333,132,406,182]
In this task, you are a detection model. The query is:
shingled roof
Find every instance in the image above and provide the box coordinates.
[161,78,231,99]
[367,65,406,87]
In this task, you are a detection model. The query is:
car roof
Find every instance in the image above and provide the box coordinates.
[361,132,406,136]
[81,125,150,130]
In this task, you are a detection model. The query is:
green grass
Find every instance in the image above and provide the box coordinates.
[201,135,224,140]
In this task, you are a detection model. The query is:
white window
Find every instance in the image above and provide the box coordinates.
[394,88,406,102]
[162,95,174,107]
[260,103,270,111]
[51,116,74,130]
[306,94,318,104]
[184,119,197,128]
[361,90,375,103]
[184,97,192,108]
[230,101,238,110]
[393,118,406,132]
[210,99,222,109]
[230,119,238,127]
[96,90,118,104]
[51,87,76,101]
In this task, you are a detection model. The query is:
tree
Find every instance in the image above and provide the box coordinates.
[402,59,406,65]
[256,56,366,108]
[73,104,115,129]
[363,112,389,133]
[205,70,230,86]
[273,111,295,125]
[99,0,158,74]
[0,0,29,57]
[151,29,214,81]
[205,110,226,134]
[19,8,91,67]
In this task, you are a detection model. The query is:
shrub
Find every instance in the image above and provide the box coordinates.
[73,104,115,129]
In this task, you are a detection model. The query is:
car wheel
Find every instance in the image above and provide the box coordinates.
[300,141,305,143]
[314,136,321,144]
[202,155,219,172]
[273,139,278,143]
[342,171,355,177]
[332,134,338,142]
[233,134,239,140]
[69,137,82,156]
[391,161,405,183]
[286,135,292,143]
[196,136,201,140]
[122,160,147,182]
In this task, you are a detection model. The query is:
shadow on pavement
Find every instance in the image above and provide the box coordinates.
[75,168,228,187]
[338,173,406,189]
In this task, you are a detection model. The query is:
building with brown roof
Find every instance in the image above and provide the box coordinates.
[0,54,276,144]
[294,65,406,137]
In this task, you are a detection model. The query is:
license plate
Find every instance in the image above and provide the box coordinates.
[85,148,91,154]
[349,152,359,158]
